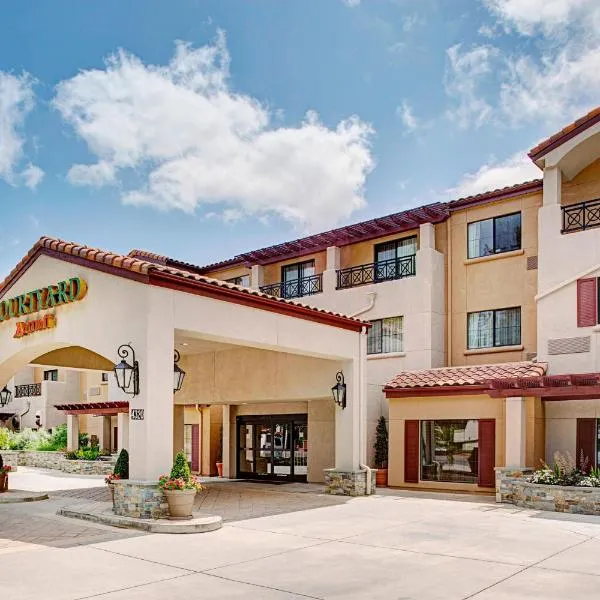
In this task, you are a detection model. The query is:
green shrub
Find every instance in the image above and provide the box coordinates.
[64,450,78,460]
[8,428,50,450]
[0,428,9,450]
[113,449,129,479]
[73,447,101,461]
[79,432,89,448]
[170,451,192,482]
[373,416,389,469]
[36,424,68,452]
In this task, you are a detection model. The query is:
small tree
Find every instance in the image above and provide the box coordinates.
[170,451,192,482]
[373,416,389,469]
[113,448,129,479]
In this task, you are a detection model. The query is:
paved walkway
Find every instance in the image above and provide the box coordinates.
[5,468,600,598]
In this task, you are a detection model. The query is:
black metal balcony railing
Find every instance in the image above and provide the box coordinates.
[562,199,600,233]
[260,274,323,299]
[337,255,416,289]
[15,383,42,398]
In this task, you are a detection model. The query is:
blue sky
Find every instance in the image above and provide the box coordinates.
[1,0,599,277]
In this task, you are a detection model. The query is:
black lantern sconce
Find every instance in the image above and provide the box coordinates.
[113,343,139,397]
[331,371,347,409]
[0,386,12,408]
[173,349,186,393]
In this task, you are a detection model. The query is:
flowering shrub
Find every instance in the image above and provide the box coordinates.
[528,451,597,487]
[158,451,204,492]
[158,475,203,491]
[0,465,12,475]
[105,473,121,484]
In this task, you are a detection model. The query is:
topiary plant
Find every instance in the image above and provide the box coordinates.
[113,448,129,479]
[170,451,192,482]
[373,416,389,469]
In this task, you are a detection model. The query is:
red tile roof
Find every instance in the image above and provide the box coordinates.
[198,202,450,271]
[448,180,542,211]
[385,361,548,391]
[0,237,368,332]
[529,106,600,161]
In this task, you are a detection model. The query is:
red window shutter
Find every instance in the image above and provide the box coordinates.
[191,424,200,472]
[478,419,496,488]
[576,418,596,471]
[404,420,419,484]
[577,278,598,327]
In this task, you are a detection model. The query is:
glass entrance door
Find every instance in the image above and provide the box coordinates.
[236,414,308,482]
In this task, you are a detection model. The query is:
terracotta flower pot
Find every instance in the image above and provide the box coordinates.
[108,482,115,506]
[164,488,197,520]
[216,462,223,477]
[375,468,388,488]
[0,472,6,493]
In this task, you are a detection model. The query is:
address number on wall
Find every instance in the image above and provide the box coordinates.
[131,409,144,421]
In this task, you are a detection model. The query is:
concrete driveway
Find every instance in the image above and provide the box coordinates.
[4,468,600,599]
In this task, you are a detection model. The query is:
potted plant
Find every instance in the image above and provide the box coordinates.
[159,451,204,519]
[106,448,129,506]
[0,455,11,493]
[216,424,223,477]
[373,415,389,487]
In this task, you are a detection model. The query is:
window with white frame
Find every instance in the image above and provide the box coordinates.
[367,316,404,354]
[467,307,521,349]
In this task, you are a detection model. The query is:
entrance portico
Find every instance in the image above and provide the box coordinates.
[0,237,368,491]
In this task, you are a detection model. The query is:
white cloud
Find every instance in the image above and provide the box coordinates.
[397,100,419,133]
[20,164,44,190]
[0,72,43,187]
[54,32,375,232]
[447,151,540,199]
[342,0,360,6]
[444,44,499,129]
[456,0,600,128]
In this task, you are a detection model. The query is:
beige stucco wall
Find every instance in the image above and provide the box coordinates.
[339,230,419,269]
[261,252,327,286]
[387,394,506,492]
[448,192,541,366]
[561,158,600,206]
[545,400,600,464]
[204,265,251,283]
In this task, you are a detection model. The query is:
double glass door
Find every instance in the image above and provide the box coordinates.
[237,414,308,482]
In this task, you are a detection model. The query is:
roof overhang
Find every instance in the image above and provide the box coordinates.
[54,401,129,415]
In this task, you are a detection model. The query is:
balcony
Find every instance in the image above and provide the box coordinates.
[14,383,42,398]
[260,274,323,299]
[562,199,600,233]
[336,255,416,289]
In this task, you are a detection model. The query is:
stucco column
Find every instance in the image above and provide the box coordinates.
[505,396,527,467]
[128,286,174,481]
[173,404,185,458]
[419,222,435,249]
[250,265,264,290]
[322,246,340,293]
[66,414,79,451]
[98,415,112,452]
[335,332,367,471]
[222,404,230,477]
[117,412,129,451]
[543,166,561,206]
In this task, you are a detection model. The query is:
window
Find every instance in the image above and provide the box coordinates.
[280,260,316,298]
[467,307,521,349]
[367,316,403,354]
[43,369,58,382]
[226,275,250,287]
[467,213,521,259]
[421,420,479,484]
[101,372,109,383]
[373,236,417,281]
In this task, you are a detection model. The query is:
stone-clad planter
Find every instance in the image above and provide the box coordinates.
[0,450,116,475]
[496,467,600,515]
[113,480,168,519]
[324,468,376,496]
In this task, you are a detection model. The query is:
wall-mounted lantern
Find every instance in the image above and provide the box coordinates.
[331,371,347,409]
[0,386,12,408]
[113,343,139,397]
[173,349,186,393]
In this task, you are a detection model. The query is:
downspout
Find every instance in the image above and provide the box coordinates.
[349,292,377,318]
[357,325,374,495]
[446,219,452,366]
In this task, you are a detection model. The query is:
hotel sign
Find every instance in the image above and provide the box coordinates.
[0,277,87,337]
